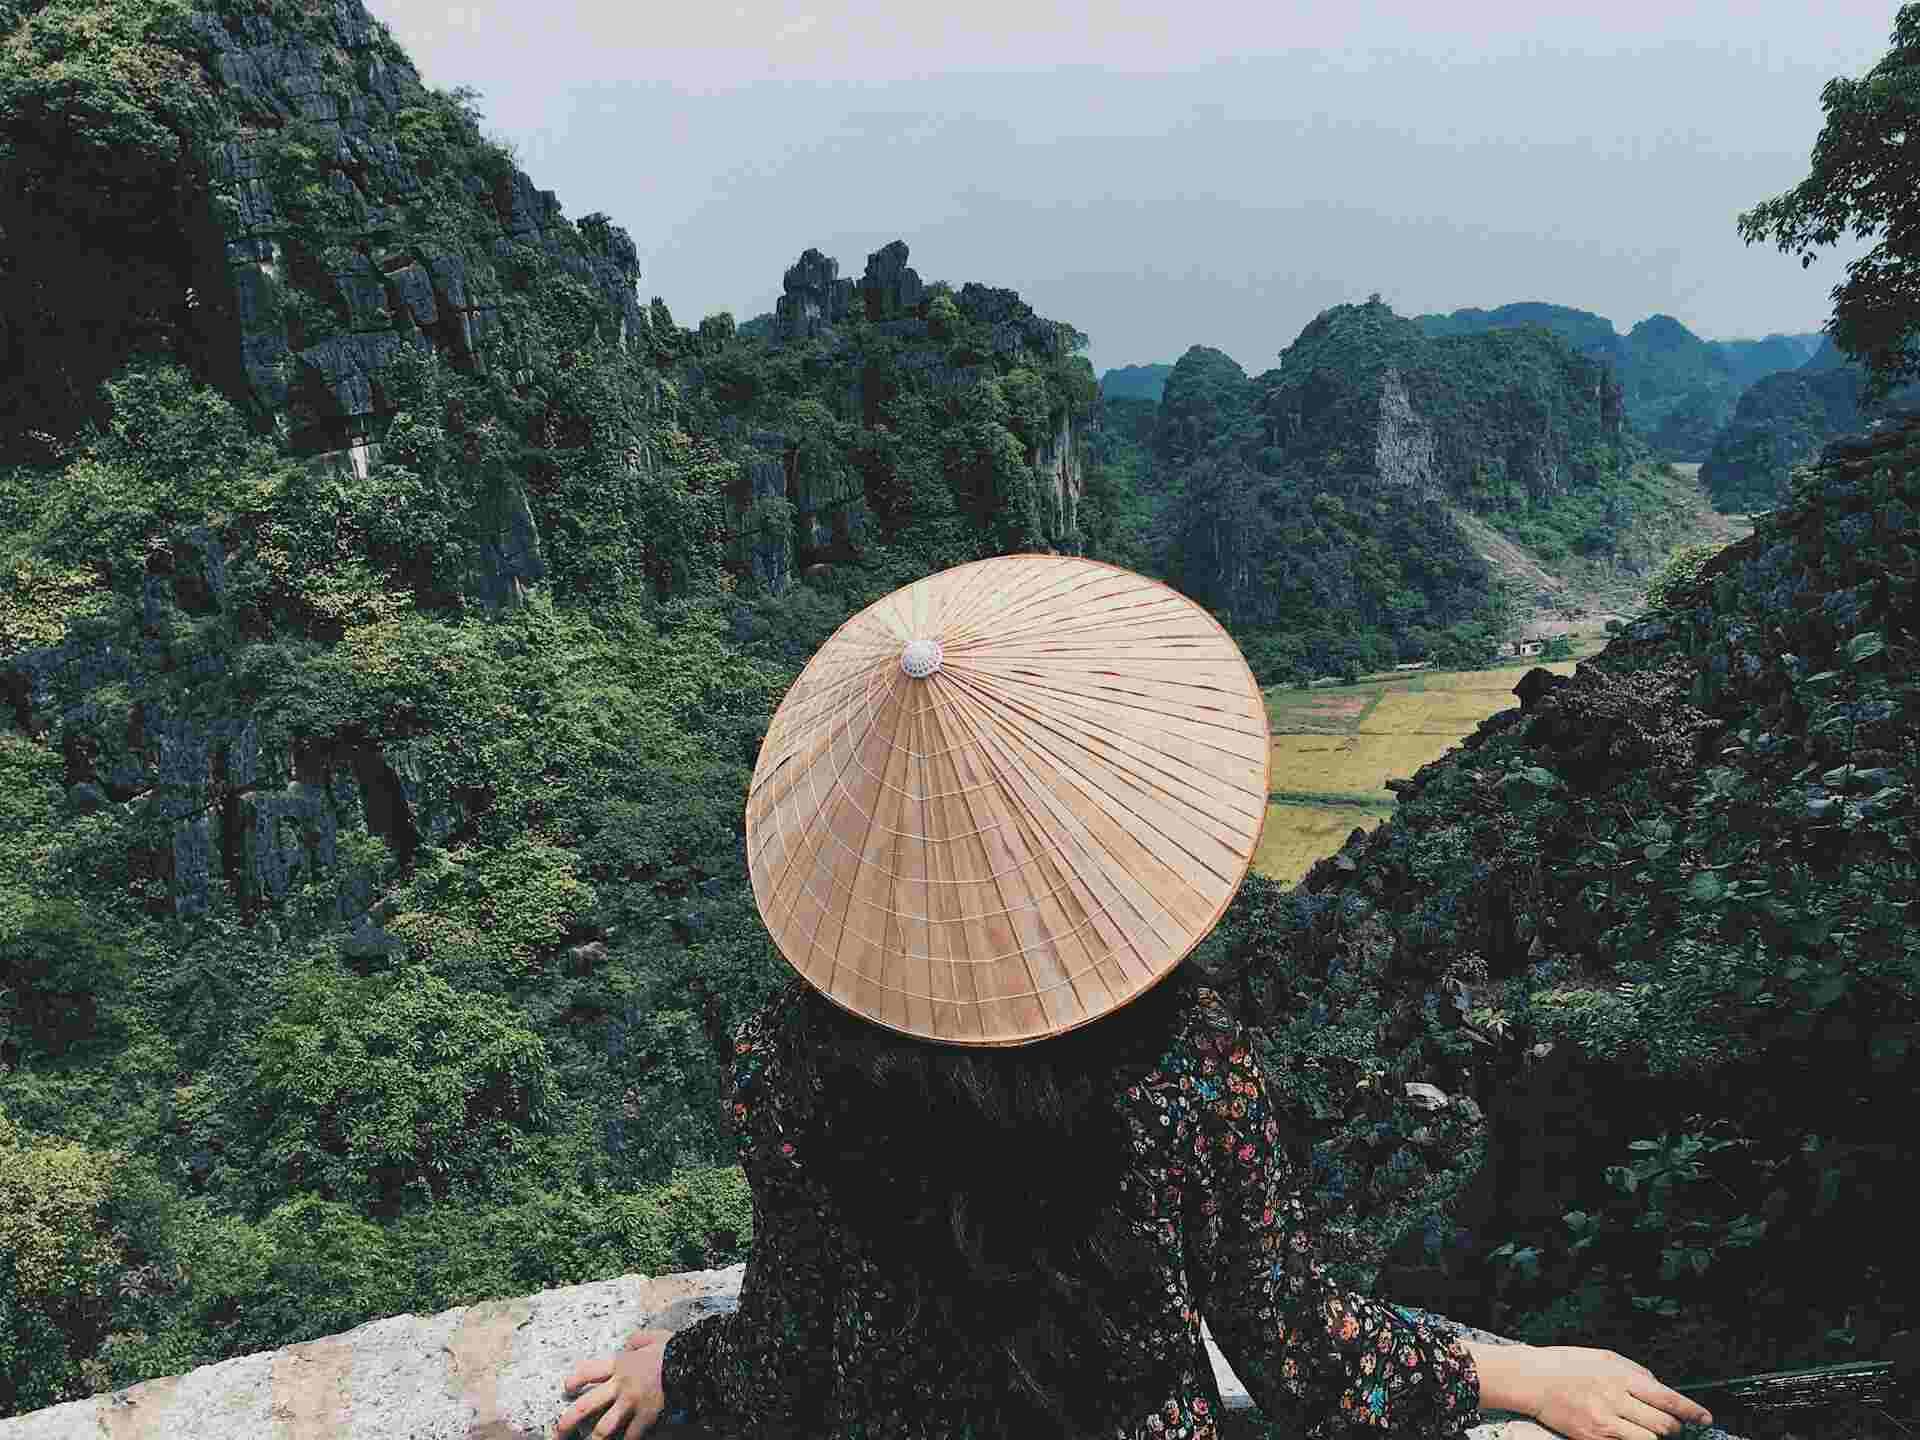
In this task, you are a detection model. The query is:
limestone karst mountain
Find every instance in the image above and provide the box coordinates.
[1699,338,1920,511]
[1412,304,1825,460]
[3,1,1915,1433]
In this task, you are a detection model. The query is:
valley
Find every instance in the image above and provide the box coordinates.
[2,0,1916,1431]
[1454,461,1755,641]
[1253,658,1583,885]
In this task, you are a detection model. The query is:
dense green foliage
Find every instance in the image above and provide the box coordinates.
[1481,458,1716,580]
[1738,3,1920,406]
[2,0,1917,1432]
[1097,362,1173,402]
[1643,541,1728,612]
[1413,305,1825,462]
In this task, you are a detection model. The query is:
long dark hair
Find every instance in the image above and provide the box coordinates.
[771,964,1205,1436]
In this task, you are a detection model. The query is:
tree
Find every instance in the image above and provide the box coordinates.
[234,961,557,1217]
[0,1105,139,1412]
[697,311,736,349]
[927,292,961,339]
[1736,4,1920,403]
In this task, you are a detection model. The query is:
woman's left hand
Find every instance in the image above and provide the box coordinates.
[552,1328,676,1439]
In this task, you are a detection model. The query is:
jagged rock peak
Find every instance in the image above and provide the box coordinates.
[1,0,646,461]
[861,238,925,317]
[775,246,855,340]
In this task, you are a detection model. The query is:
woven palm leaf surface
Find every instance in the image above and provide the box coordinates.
[746,554,1272,1047]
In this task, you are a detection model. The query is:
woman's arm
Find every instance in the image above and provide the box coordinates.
[655,988,835,1424]
[1458,1340,1539,1414]
[659,1323,730,1420]
[1459,1341,1717,1440]
[1178,1013,1482,1435]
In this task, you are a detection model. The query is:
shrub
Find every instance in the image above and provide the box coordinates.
[1644,541,1725,611]
[0,1106,132,1412]
[0,897,135,1058]
[233,961,558,1216]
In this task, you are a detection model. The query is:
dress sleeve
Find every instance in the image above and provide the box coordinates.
[659,1319,729,1422]
[1182,1013,1482,1437]
[659,983,832,1424]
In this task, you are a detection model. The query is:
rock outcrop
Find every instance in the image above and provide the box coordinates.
[1,573,471,922]
[1259,297,1627,509]
[773,248,855,342]
[182,2,645,457]
[746,243,1088,579]
[1,1263,1747,1440]
[1373,365,1442,495]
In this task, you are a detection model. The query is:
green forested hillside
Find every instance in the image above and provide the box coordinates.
[1111,299,1687,679]
[2,0,1916,1432]
[1701,342,1920,511]
[0,0,1103,1414]
[1413,305,1824,461]
[1699,368,1872,511]
[1413,301,1626,359]
[1098,361,1173,402]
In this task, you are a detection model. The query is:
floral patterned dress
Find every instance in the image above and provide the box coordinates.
[659,978,1482,1438]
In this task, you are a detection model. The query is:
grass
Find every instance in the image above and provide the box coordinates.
[1253,800,1394,886]
[1364,689,1525,734]
[1268,788,1394,809]
[1267,735,1414,798]
[1249,658,1582,885]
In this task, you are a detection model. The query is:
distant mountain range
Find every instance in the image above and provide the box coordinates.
[1410,305,1823,461]
[1097,363,1174,403]
[1102,308,1826,463]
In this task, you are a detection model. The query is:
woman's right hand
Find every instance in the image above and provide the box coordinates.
[1525,1345,1714,1440]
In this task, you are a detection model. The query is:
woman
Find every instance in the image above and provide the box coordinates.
[552,557,1716,1440]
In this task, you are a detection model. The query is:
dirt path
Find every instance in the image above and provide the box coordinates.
[1448,463,1754,641]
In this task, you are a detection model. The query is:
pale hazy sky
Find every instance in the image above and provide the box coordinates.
[361,2,1904,377]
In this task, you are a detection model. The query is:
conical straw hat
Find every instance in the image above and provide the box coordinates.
[746,553,1272,1047]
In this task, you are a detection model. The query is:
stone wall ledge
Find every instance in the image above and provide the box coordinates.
[0,1265,1747,1439]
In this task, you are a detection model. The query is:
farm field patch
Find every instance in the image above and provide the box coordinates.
[1249,663,1582,883]
[1362,689,1525,735]
[1252,800,1394,887]
[1262,688,1383,735]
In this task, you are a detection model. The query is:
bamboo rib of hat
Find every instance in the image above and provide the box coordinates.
[746,553,1272,1047]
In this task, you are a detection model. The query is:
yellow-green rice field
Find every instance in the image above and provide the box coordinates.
[1251,660,1580,886]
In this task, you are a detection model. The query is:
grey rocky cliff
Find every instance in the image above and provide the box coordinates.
[185,2,644,456]
[1034,406,1085,540]
[174,0,637,614]
[2,530,471,923]
[774,247,856,342]
[0,0,658,920]
[1373,365,1443,496]
[0,1263,1734,1440]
